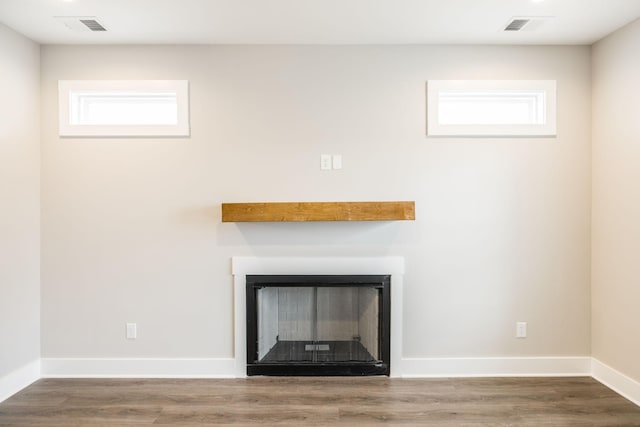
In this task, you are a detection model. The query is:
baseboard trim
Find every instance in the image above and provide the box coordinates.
[40,356,592,379]
[41,358,235,378]
[0,359,41,403]
[400,356,592,378]
[592,358,640,406]
[21,356,640,409]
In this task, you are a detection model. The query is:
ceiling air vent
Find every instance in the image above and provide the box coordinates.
[503,16,552,32]
[80,19,106,32]
[504,18,531,31]
[55,16,107,32]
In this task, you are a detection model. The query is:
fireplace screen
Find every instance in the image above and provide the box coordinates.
[246,275,390,376]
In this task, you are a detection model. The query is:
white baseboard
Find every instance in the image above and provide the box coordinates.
[14,356,638,410]
[41,358,235,378]
[592,358,640,406]
[40,356,592,379]
[0,359,41,403]
[400,356,592,378]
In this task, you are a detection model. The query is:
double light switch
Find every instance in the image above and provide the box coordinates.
[321,154,342,170]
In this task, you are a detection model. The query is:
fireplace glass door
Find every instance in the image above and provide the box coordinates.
[246,275,390,376]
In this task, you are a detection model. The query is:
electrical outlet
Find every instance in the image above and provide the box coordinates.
[516,321,527,338]
[126,323,137,340]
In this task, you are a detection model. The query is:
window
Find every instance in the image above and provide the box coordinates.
[58,80,190,137]
[427,80,556,137]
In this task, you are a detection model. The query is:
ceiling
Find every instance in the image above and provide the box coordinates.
[1,0,640,45]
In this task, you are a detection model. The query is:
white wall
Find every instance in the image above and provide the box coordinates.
[0,24,40,387]
[592,18,640,382]
[40,44,591,362]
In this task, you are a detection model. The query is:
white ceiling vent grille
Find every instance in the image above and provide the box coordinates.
[55,16,107,32]
[80,19,106,32]
[505,19,530,31]
[503,16,552,32]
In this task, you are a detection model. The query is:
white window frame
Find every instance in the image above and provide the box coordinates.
[58,80,190,137]
[426,80,556,137]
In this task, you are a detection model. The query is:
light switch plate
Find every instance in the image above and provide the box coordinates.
[332,154,342,170]
[320,154,332,170]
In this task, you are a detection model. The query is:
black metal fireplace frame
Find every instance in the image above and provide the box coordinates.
[246,274,391,376]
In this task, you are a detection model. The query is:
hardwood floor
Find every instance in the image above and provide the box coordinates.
[1,377,639,426]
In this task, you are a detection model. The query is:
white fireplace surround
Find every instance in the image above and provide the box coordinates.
[232,256,405,377]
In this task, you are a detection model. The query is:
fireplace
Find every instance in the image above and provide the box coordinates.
[246,274,391,376]
[232,257,404,377]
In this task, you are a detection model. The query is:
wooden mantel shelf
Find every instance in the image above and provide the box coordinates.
[221,201,415,222]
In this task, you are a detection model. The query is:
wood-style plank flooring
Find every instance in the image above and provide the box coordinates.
[1,377,639,426]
